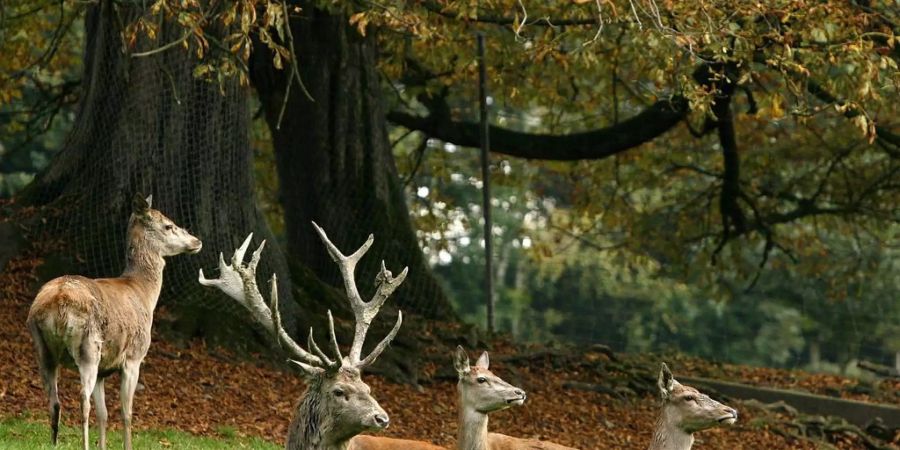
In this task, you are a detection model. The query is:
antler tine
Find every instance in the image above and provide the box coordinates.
[198,234,323,368]
[311,221,372,309]
[307,328,334,366]
[357,311,403,368]
[370,261,409,312]
[310,222,407,368]
[231,233,255,268]
[325,310,344,362]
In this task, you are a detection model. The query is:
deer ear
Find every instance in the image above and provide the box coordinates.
[453,346,470,375]
[475,351,490,370]
[145,194,153,208]
[658,362,675,399]
[132,193,150,215]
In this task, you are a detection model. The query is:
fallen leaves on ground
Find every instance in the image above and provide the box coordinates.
[0,224,894,449]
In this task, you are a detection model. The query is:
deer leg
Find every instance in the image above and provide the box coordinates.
[77,361,99,450]
[48,366,61,446]
[120,360,141,450]
[39,363,61,446]
[29,322,61,445]
[92,378,107,450]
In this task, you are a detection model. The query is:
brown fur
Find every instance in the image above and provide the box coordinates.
[26,195,200,450]
[350,434,446,450]
[649,364,737,450]
[285,367,391,450]
[455,348,578,450]
[29,275,155,372]
[486,433,575,450]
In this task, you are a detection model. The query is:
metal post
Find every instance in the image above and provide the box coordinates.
[477,33,494,334]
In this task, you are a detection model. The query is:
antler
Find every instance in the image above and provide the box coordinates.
[198,233,342,374]
[311,221,405,369]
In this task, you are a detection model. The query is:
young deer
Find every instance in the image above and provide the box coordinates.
[26,194,202,450]
[454,347,577,450]
[199,223,404,450]
[649,363,738,450]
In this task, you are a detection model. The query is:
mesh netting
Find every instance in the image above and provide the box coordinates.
[20,2,452,341]
[21,2,299,334]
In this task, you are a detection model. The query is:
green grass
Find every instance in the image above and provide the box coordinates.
[0,417,279,449]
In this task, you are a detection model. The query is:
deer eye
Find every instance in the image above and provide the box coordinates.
[683,396,696,402]
[164,224,174,231]
[333,389,344,397]
[476,377,487,384]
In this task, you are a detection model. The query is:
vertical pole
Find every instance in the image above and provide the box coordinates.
[477,33,494,334]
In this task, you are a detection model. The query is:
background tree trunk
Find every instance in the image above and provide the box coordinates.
[17,0,303,343]
[250,5,455,320]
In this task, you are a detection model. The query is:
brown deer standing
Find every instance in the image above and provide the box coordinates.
[649,363,738,450]
[199,223,404,450]
[454,346,577,450]
[26,194,202,450]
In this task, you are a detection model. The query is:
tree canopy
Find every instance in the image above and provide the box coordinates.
[1,0,898,366]
[10,0,897,280]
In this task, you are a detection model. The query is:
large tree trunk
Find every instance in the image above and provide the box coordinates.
[16,0,302,342]
[250,5,455,320]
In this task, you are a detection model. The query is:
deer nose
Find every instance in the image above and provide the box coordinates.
[729,407,738,418]
[373,413,390,428]
[515,389,526,398]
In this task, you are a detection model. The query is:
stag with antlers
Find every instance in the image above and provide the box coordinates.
[199,222,404,450]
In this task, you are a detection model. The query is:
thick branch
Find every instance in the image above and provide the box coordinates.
[388,96,689,161]
[711,64,746,236]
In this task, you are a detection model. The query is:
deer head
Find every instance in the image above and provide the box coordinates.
[199,222,404,448]
[129,194,202,257]
[454,346,526,414]
[656,363,737,434]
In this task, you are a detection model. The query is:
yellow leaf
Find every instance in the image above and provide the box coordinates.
[349,12,368,37]
[852,115,868,137]
[770,93,784,119]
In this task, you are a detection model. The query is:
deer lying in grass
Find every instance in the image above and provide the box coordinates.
[26,194,202,450]
[649,363,738,450]
[350,435,446,450]
[454,346,577,450]
[199,222,404,450]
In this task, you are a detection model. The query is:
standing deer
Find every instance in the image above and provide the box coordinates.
[649,363,738,450]
[198,223,404,450]
[454,346,577,450]
[26,194,202,450]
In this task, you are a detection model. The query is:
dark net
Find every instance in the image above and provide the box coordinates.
[21,2,299,334]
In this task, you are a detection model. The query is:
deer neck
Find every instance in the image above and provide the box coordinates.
[458,403,490,450]
[287,384,353,450]
[121,230,166,311]
[649,408,694,450]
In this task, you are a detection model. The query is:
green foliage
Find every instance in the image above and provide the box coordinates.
[1,0,897,371]
[0,416,278,449]
[0,3,82,198]
[400,126,899,369]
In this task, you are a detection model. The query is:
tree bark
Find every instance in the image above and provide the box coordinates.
[250,5,454,319]
[17,0,302,342]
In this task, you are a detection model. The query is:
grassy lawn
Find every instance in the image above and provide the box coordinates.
[0,416,279,449]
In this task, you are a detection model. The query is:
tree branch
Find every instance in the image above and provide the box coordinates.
[419,0,602,27]
[388,95,689,161]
